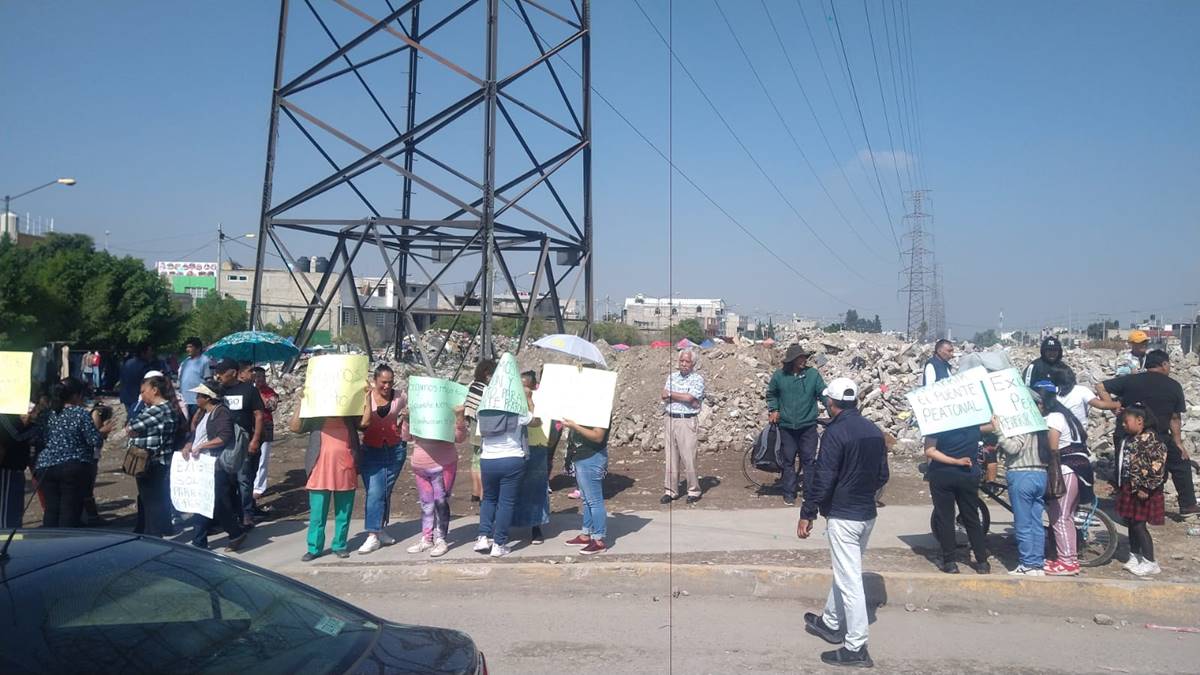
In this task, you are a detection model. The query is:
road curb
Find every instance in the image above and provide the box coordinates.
[287,560,1200,623]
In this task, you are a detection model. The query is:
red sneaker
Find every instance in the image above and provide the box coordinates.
[564,534,591,547]
[580,539,607,555]
[1044,560,1079,576]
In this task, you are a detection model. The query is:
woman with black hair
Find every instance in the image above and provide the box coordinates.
[127,375,181,536]
[34,377,113,527]
[1034,380,1091,576]
[1113,404,1167,576]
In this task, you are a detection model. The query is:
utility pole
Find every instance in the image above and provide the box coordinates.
[216,223,224,296]
[104,230,110,252]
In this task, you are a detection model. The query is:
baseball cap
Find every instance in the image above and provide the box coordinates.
[213,358,239,373]
[822,377,858,403]
[1128,329,1149,344]
[143,370,165,380]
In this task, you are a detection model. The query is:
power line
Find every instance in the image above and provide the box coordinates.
[880,0,917,192]
[498,0,863,308]
[828,1,902,252]
[898,0,930,189]
[793,0,896,243]
[631,0,876,286]
[862,0,909,201]
[711,0,886,261]
[761,0,894,253]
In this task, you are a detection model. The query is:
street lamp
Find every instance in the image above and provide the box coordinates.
[215,223,256,295]
[3,177,77,232]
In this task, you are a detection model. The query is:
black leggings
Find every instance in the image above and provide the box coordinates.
[1127,519,1155,562]
[39,461,92,528]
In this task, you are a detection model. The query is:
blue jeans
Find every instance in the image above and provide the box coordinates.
[479,456,526,546]
[574,450,609,541]
[1008,470,1047,568]
[359,443,407,533]
[134,460,173,537]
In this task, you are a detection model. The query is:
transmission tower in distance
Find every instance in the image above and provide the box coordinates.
[899,190,933,342]
[928,259,946,339]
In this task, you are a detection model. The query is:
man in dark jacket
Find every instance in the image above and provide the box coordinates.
[797,377,888,669]
[767,344,827,505]
[1023,336,1065,386]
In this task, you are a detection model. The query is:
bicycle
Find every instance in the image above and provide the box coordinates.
[922,467,1118,568]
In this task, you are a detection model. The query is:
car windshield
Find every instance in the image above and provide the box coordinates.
[0,537,377,674]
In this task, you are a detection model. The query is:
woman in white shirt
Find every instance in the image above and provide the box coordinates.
[1048,364,1119,428]
[1034,382,1092,577]
[473,397,534,558]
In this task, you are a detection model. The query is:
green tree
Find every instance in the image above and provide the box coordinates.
[668,318,706,344]
[592,320,642,346]
[972,329,1000,347]
[0,233,182,350]
[184,295,248,345]
[262,316,303,340]
[431,314,482,335]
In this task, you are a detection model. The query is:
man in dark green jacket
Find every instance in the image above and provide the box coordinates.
[767,344,827,505]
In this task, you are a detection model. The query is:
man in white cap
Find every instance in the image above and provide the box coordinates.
[797,376,889,668]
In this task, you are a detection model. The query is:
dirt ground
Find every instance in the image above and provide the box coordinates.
[19,397,1200,581]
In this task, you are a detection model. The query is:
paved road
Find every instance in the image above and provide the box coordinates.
[310,575,1198,674]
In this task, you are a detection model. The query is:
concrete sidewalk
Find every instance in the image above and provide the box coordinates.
[231,505,939,571]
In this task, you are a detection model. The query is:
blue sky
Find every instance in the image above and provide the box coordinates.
[2,1,1198,336]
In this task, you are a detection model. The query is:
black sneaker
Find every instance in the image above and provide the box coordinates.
[660,494,674,505]
[685,495,701,504]
[820,646,873,668]
[334,549,350,559]
[804,612,844,645]
[784,496,797,506]
[301,551,320,562]
[972,560,991,575]
[940,561,960,574]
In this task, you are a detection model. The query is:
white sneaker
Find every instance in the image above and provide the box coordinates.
[490,543,512,558]
[407,539,433,554]
[1123,555,1143,574]
[1137,560,1162,576]
[1023,568,1045,577]
[1008,565,1044,577]
[377,531,396,546]
[473,535,492,553]
[357,534,381,555]
[430,539,449,557]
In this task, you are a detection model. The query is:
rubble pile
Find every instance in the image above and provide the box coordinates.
[266,330,1200,461]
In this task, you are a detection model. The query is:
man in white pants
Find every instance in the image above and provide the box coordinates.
[797,377,889,668]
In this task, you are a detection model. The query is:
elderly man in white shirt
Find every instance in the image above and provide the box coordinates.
[662,349,705,504]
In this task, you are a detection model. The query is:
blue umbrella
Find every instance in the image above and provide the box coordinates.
[206,330,299,363]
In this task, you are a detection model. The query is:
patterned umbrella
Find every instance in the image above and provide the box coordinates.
[205,330,299,363]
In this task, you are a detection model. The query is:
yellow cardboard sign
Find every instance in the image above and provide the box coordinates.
[300,354,369,418]
[0,352,33,415]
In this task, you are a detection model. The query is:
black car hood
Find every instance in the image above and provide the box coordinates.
[349,621,479,675]
[0,530,137,581]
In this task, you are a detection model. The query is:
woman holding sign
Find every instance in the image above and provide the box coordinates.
[356,365,407,555]
[402,403,468,557]
[289,399,361,561]
[180,382,247,551]
[562,417,611,555]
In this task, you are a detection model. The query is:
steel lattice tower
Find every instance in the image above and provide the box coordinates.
[928,259,946,339]
[248,0,592,371]
[899,190,932,341]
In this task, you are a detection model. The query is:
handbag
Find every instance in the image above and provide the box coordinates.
[1045,447,1067,499]
[219,425,249,474]
[122,445,151,478]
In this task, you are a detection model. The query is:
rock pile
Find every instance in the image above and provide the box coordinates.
[265,329,1200,462]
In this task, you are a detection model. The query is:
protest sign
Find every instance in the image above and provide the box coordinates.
[905,366,992,435]
[981,367,1048,437]
[170,452,216,518]
[408,376,469,442]
[0,352,33,415]
[532,364,619,429]
[300,354,369,418]
[478,353,528,415]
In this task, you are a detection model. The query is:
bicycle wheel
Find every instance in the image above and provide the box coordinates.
[1075,505,1119,568]
[741,447,776,489]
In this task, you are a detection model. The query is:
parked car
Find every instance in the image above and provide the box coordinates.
[0,530,485,674]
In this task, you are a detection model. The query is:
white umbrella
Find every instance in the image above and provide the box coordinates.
[533,334,608,367]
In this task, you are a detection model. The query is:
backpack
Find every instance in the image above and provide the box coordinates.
[751,423,784,473]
